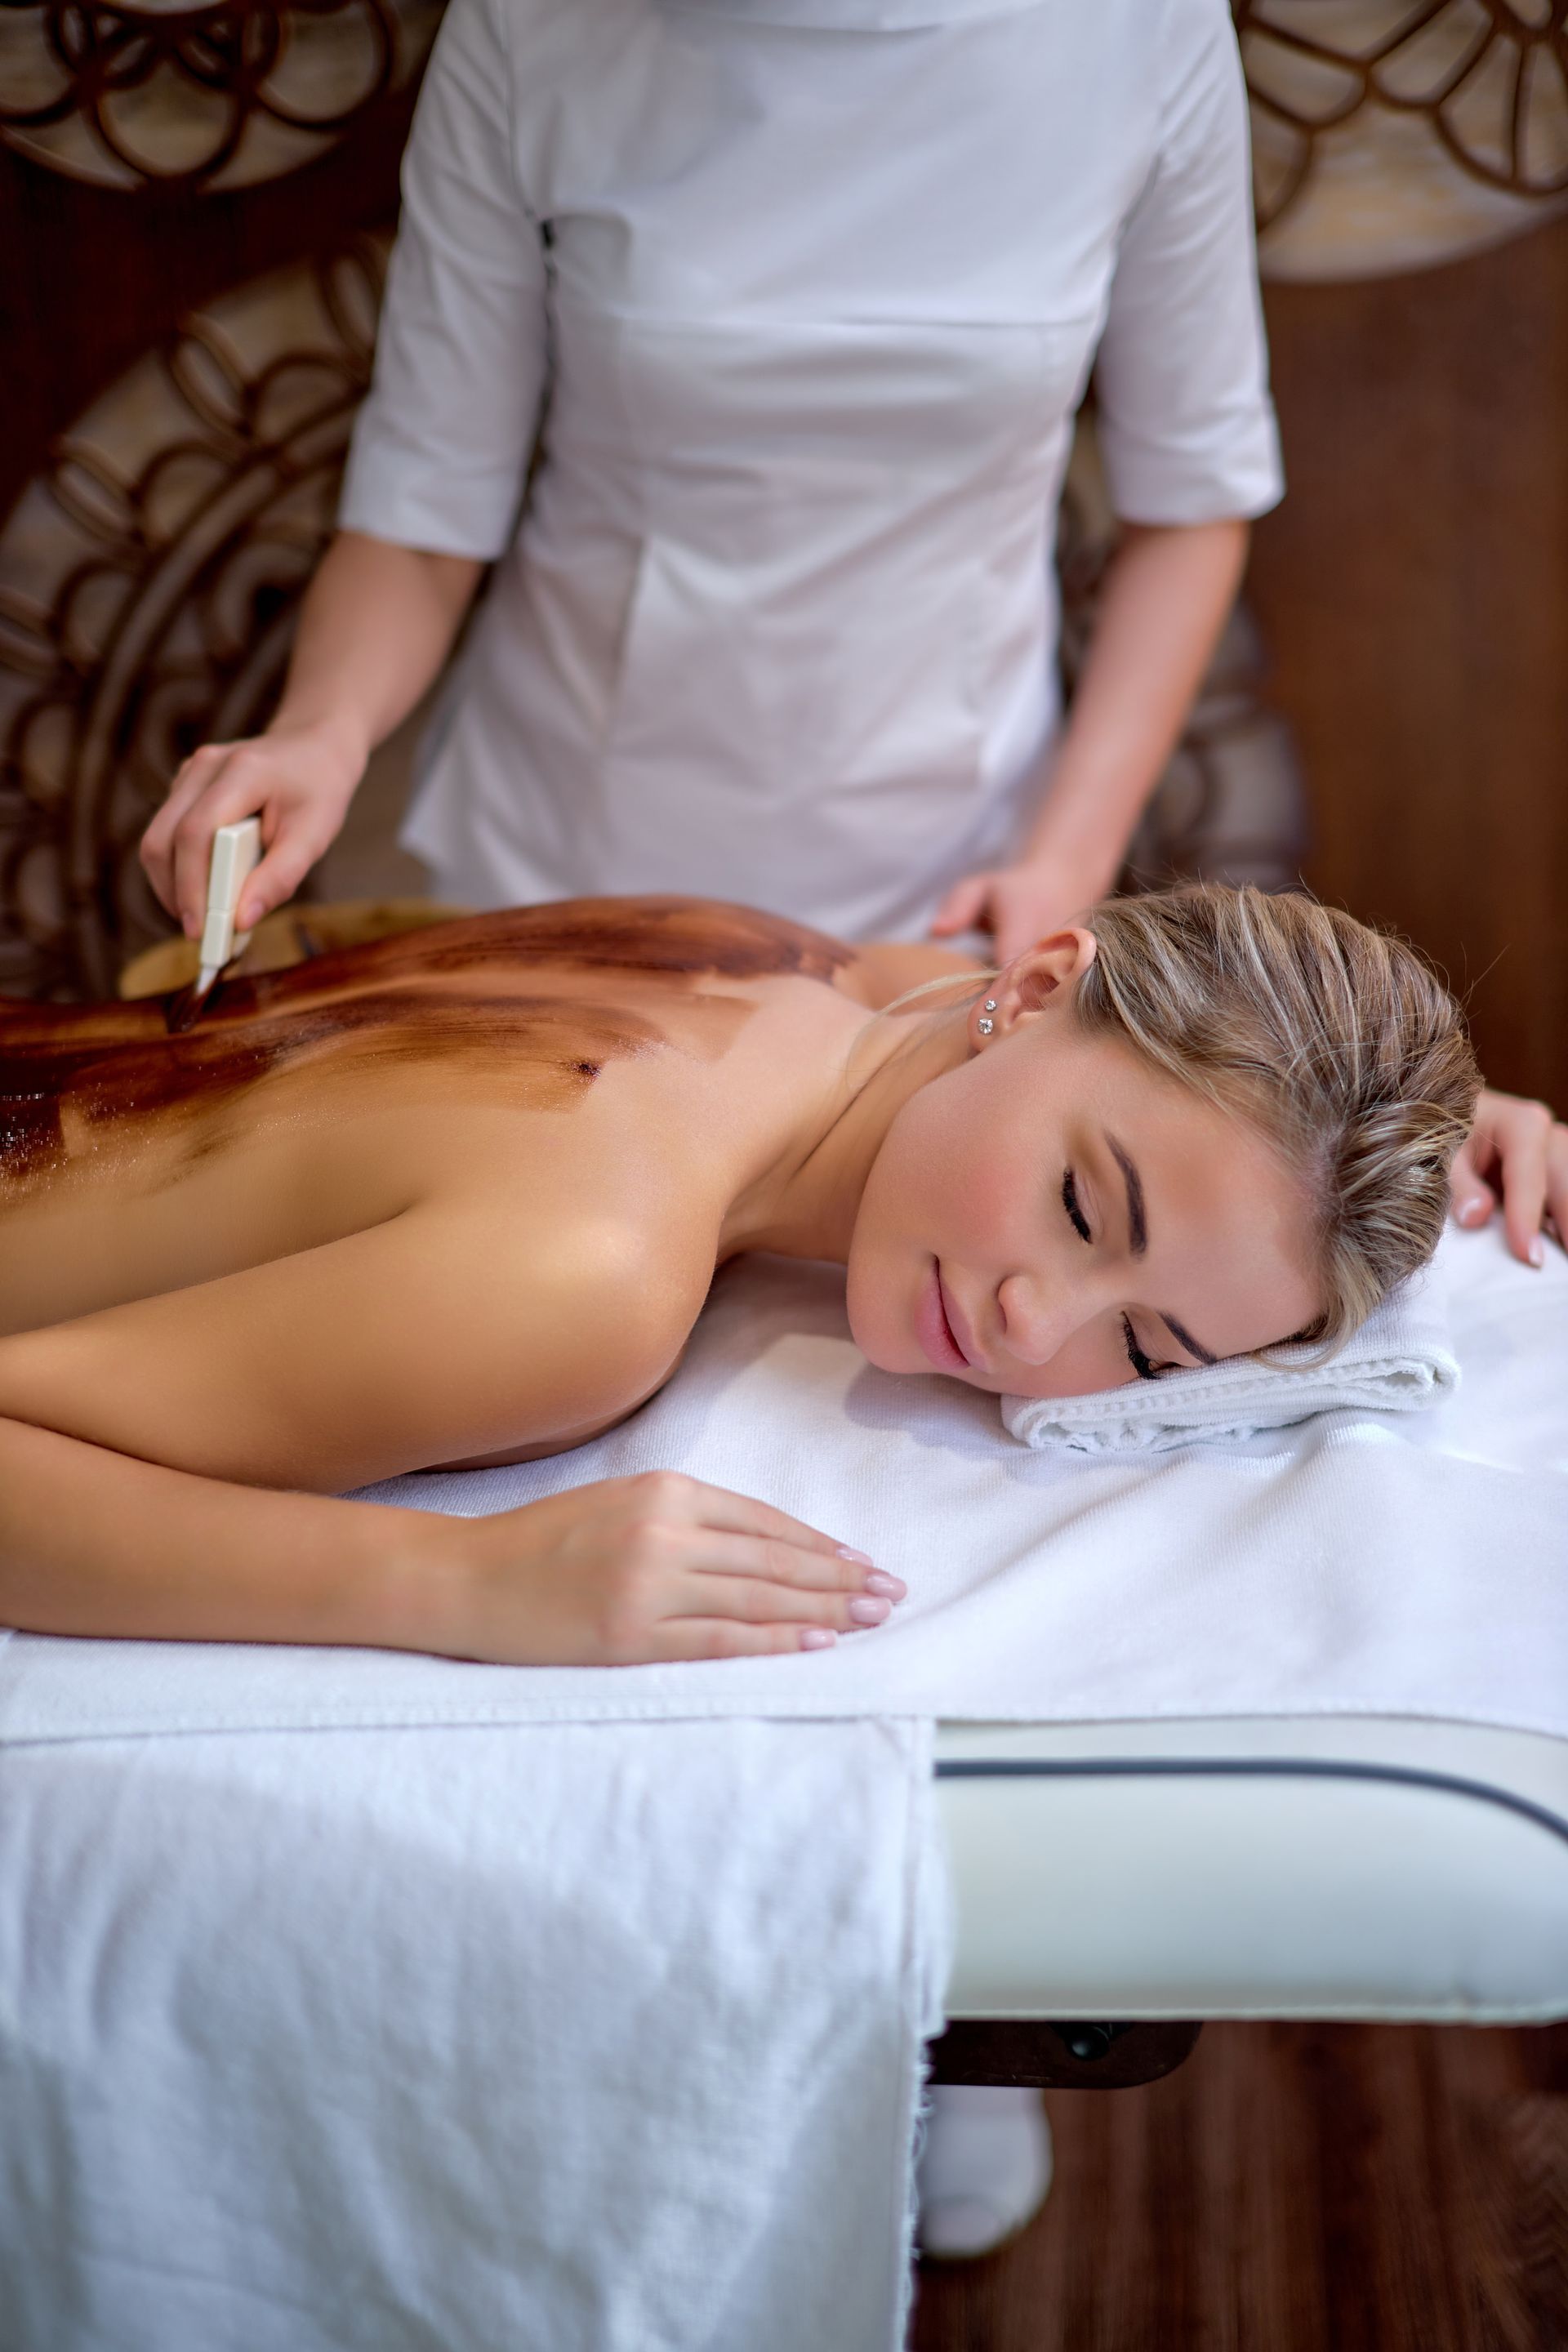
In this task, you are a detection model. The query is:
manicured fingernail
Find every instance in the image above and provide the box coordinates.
[800,1628,836,1651]
[848,1596,891,1628]
[864,1571,906,1600]
[1459,1197,1487,1226]
[1530,1236,1545,1269]
[238,898,259,929]
[836,1546,873,1566]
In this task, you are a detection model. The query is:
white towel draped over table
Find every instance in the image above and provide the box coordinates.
[0,1717,943,2352]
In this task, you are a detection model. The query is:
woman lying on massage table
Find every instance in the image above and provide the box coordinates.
[0,884,1561,1667]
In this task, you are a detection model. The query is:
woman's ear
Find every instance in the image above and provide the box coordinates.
[972,929,1097,1046]
[1014,928,1098,1012]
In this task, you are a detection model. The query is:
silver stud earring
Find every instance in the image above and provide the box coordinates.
[982,999,997,1012]
[977,1014,994,1037]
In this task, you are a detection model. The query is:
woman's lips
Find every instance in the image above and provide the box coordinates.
[940,1272,987,1373]
[916,1258,977,1374]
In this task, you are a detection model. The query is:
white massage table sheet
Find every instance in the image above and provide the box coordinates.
[1,1225,1563,1745]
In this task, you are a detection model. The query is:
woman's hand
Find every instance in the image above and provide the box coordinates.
[140,715,368,940]
[1450,1087,1568,1264]
[141,533,483,938]
[431,1471,906,1666]
[931,854,1116,964]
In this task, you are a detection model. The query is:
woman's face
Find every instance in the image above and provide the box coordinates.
[845,935,1323,1399]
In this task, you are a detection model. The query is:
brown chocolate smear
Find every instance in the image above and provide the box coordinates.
[0,1089,63,1184]
[0,992,664,1187]
[164,978,216,1036]
[0,896,850,1192]
[205,897,855,1016]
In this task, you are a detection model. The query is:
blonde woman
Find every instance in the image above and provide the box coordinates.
[4,880,1561,2265]
[0,885,1558,1659]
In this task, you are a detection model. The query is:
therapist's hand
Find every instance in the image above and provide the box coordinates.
[1450,1087,1568,1265]
[930,854,1116,966]
[140,715,367,941]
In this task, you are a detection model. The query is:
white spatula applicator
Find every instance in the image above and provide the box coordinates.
[167,817,263,1031]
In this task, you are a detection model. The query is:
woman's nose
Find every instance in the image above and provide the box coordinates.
[996,1272,1080,1367]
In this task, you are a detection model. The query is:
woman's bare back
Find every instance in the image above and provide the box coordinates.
[1,901,845,1311]
[0,900,971,1489]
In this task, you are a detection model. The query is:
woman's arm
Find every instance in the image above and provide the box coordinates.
[1018,515,1247,888]
[140,530,483,940]
[0,1211,892,1659]
[0,1203,698,1492]
[932,515,1248,961]
[934,0,1276,964]
[0,1420,879,1663]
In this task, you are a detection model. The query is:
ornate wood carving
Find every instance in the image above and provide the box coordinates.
[0,237,385,996]
[1241,0,1568,216]
[0,0,441,189]
[1241,1,1568,277]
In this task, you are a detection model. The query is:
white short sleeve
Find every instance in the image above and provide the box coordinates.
[1094,0,1283,527]
[338,0,547,560]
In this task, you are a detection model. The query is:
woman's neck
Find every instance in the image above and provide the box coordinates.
[718,996,972,1265]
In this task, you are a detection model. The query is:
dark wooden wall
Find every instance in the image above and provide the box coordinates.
[0,111,412,536]
[1249,220,1568,1108]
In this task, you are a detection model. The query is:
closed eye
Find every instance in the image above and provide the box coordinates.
[1061,1167,1091,1245]
[1121,1313,1177,1383]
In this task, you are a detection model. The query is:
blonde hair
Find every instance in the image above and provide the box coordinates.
[1072,884,1480,1350]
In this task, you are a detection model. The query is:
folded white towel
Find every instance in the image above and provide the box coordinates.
[1003,1264,1458,1456]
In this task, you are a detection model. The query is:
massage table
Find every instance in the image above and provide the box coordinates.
[932,1708,1568,2091]
[2,1225,1563,2347]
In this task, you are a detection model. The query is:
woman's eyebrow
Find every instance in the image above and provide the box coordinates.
[1158,1312,1218,1366]
[1105,1134,1147,1257]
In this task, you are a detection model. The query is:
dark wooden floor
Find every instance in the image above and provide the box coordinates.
[912,2023,1568,2352]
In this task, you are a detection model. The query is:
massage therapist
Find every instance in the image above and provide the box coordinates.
[142,0,1279,966]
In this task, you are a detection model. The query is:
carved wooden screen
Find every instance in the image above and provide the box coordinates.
[0,0,439,994]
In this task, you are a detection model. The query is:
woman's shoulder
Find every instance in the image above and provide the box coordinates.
[385,1186,714,1460]
[835,940,991,1013]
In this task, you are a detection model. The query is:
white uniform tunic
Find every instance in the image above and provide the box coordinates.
[340,0,1282,939]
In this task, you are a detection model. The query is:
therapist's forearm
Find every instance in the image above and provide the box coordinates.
[1021,517,1250,884]
[270,529,484,766]
[142,529,488,933]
